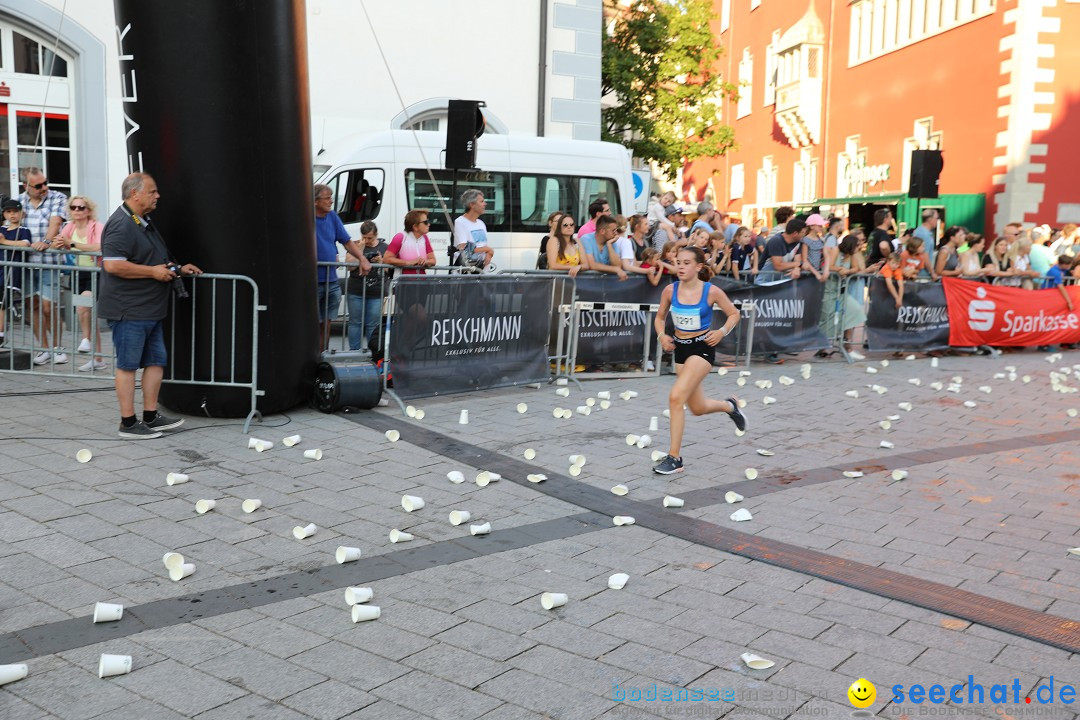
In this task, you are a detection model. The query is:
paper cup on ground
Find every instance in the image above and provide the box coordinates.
[845,390,859,398]
[300,448,323,461]
[247,437,264,449]
[576,405,591,416]
[98,654,132,678]
[597,391,611,399]
[843,470,864,478]
[541,592,568,610]
[93,602,123,623]
[523,448,536,460]
[879,420,892,430]
[736,377,746,387]
[447,470,465,484]
[195,499,216,515]
[611,484,629,496]
[762,396,776,405]
[449,510,472,526]
[891,469,909,481]
[963,401,977,409]
[568,465,582,477]
[553,407,564,418]
[717,367,728,376]
[730,508,753,522]
[756,449,775,456]
[255,440,273,452]
[76,449,93,464]
[600,400,611,410]
[908,378,922,386]
[351,605,381,622]
[414,409,426,421]
[741,652,775,670]
[336,546,362,564]
[880,440,895,449]
[624,390,639,399]
[162,552,184,570]
[649,416,659,432]
[476,471,501,487]
[898,402,913,411]
[662,409,671,418]
[556,378,569,386]
[389,529,413,543]
[979,386,992,394]
[586,398,596,407]
[744,468,758,480]
[169,563,195,581]
[569,454,586,467]
[345,587,373,605]
[241,499,262,513]
[931,357,939,367]
[401,495,425,512]
[555,388,570,397]
[459,409,470,424]
[527,474,547,483]
[282,434,302,447]
[1068,408,1079,418]
[470,522,492,536]
[608,573,629,590]
[1023,375,1032,383]
[625,434,640,446]
[166,472,189,486]
[612,515,635,526]
[866,367,878,374]
[0,663,28,686]
[517,403,528,414]
[293,523,317,540]
[636,435,652,449]
[651,450,666,462]
[725,491,743,504]
[663,495,684,508]
[406,405,417,418]
[384,429,400,442]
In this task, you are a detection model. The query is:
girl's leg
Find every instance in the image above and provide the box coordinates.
[666,356,714,458]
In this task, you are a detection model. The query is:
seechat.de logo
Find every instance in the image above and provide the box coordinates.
[967,285,996,331]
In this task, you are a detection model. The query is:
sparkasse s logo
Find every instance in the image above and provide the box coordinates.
[967,286,996,331]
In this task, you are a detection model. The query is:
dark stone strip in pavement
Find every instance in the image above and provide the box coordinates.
[0,511,610,663]
[343,412,1080,653]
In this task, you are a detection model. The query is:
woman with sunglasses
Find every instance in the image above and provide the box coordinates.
[383,209,436,275]
[58,196,107,371]
[545,212,586,277]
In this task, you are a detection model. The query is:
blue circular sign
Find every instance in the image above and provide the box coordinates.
[632,172,644,198]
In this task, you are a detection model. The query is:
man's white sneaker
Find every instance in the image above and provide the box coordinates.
[79,359,107,372]
[848,350,866,361]
[77,338,92,353]
[33,351,52,365]
[52,352,68,364]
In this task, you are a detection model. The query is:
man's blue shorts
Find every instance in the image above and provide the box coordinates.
[317,279,342,323]
[108,318,167,371]
[33,267,62,304]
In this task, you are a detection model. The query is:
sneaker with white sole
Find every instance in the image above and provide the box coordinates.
[848,350,866,361]
[726,397,747,432]
[52,352,68,364]
[118,421,163,439]
[145,412,184,431]
[77,338,92,353]
[652,454,684,474]
[33,351,52,365]
[78,359,108,372]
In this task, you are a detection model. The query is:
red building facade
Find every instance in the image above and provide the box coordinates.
[681,0,1080,236]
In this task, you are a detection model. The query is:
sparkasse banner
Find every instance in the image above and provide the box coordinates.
[943,278,1080,346]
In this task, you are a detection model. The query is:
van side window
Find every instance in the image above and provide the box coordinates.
[326,169,384,224]
[512,174,621,233]
[405,169,509,233]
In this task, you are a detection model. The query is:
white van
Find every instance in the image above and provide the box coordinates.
[313,129,635,271]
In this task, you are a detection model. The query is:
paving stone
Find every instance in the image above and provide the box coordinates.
[599,641,713,686]
[281,679,378,720]
[197,646,327,701]
[401,643,511,690]
[290,641,411,692]
[371,670,504,720]
[192,694,312,719]
[433,620,537,662]
[479,668,615,720]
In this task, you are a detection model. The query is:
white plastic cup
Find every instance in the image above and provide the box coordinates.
[282,434,302,447]
[540,592,568,610]
[736,377,747,387]
[843,470,864,478]
[662,409,671,418]
[447,470,465,484]
[449,510,472,526]
[459,409,469,424]
[586,398,596,407]
[406,405,417,418]
[625,434,640,446]
[527,474,547,483]
[553,407,565,418]
[384,429,401,443]
[730,508,753,522]
[891,469,909,481]
[195,499,216,515]
[880,440,895,449]
[241,499,262,513]
[569,454,587,467]
[866,367,878,374]
[76,449,93,464]
[762,396,776,405]
[401,495,425,512]
[725,491,744,504]
[389,529,413,543]
[475,471,501,487]
[597,391,611,399]
[931,357,939,367]
[568,465,582,477]
[470,522,492,536]
[414,409,426,421]
[880,421,892,430]
[600,400,611,410]
[336,546,362,564]
[624,390,639,399]
[247,437,264,449]
[304,449,324,460]
[636,435,652,449]
[255,440,273,452]
[351,605,381,622]
[845,390,859,398]
[576,405,591,416]
[898,402,913,411]
[0,663,28,686]
[169,563,195,581]
[741,652,776,670]
[651,450,666,462]
[612,515,636,526]
[162,552,185,570]
[523,448,536,460]
[608,573,629,590]
[611,484,629,496]
[556,378,569,386]
[345,586,373,605]
[744,468,758,480]
[717,367,729,376]
[165,472,189,486]
[98,654,132,678]
[1068,409,1079,418]
[293,523,317,540]
[908,378,922,386]
[517,403,528,414]
[649,416,659,432]
[93,602,124,623]
[556,387,570,397]
[663,495,684,508]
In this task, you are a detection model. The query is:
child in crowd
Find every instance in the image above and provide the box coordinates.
[639,248,666,286]
[660,241,679,276]
[0,199,33,348]
[900,236,935,280]
[1039,255,1075,352]
[646,191,679,245]
[729,226,759,283]
[708,231,730,275]
[880,252,905,309]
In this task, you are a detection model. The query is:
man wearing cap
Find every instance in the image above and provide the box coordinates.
[1,199,33,348]
[17,166,68,364]
[100,172,202,439]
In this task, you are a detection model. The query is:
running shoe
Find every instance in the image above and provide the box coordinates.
[145,412,184,431]
[726,397,747,432]
[652,454,684,475]
[118,421,163,440]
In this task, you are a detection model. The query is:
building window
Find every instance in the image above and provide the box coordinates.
[756,156,777,206]
[721,0,731,32]
[763,30,780,106]
[751,0,762,9]
[737,49,753,119]
[406,118,440,132]
[849,0,996,65]
[12,31,67,77]
[731,163,745,199]
[793,149,817,203]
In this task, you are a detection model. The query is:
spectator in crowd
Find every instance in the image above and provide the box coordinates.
[1051,223,1079,258]
[880,252,905,309]
[454,189,495,270]
[647,191,678,245]
[346,221,389,355]
[913,208,939,263]
[579,215,627,280]
[1071,254,1080,280]
[900,236,935,280]
[627,214,652,262]
[545,212,584,277]
[1039,255,1075,352]
[770,206,795,236]
[823,234,870,359]
[638,248,665,286]
[0,199,33,349]
[578,197,610,238]
[100,172,201,439]
[611,215,653,278]
[1029,226,1055,281]
[757,218,807,284]
[1011,237,1040,290]
[57,196,106,371]
[690,201,718,234]
[1002,222,1023,248]
[867,208,895,268]
[822,217,843,272]
[729,226,758,283]
[801,214,829,283]
[18,167,68,365]
[384,209,436,276]
[535,211,562,270]
[723,213,740,244]
[313,183,370,350]
[934,226,966,279]
[707,231,730,276]
[667,205,688,244]
[983,236,1019,286]
[958,233,989,278]
[660,241,679,277]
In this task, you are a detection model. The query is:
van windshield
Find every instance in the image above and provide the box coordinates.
[313,165,330,183]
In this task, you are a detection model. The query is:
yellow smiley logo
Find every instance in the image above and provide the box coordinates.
[848,678,876,709]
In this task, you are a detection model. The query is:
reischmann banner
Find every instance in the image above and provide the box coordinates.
[866,277,951,351]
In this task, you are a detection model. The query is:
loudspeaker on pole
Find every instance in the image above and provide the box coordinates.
[908,149,944,199]
[445,100,486,170]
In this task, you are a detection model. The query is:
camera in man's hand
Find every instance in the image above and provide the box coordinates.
[166,263,189,299]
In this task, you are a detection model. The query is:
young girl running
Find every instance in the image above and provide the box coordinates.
[653,246,746,474]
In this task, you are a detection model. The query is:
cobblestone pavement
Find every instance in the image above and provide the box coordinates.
[3,349,1080,719]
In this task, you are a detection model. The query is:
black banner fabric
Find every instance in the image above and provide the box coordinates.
[717,277,830,355]
[389,276,553,399]
[571,277,665,364]
[866,278,951,351]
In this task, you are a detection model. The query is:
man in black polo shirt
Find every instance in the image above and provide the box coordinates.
[100,173,202,439]
[867,208,895,267]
